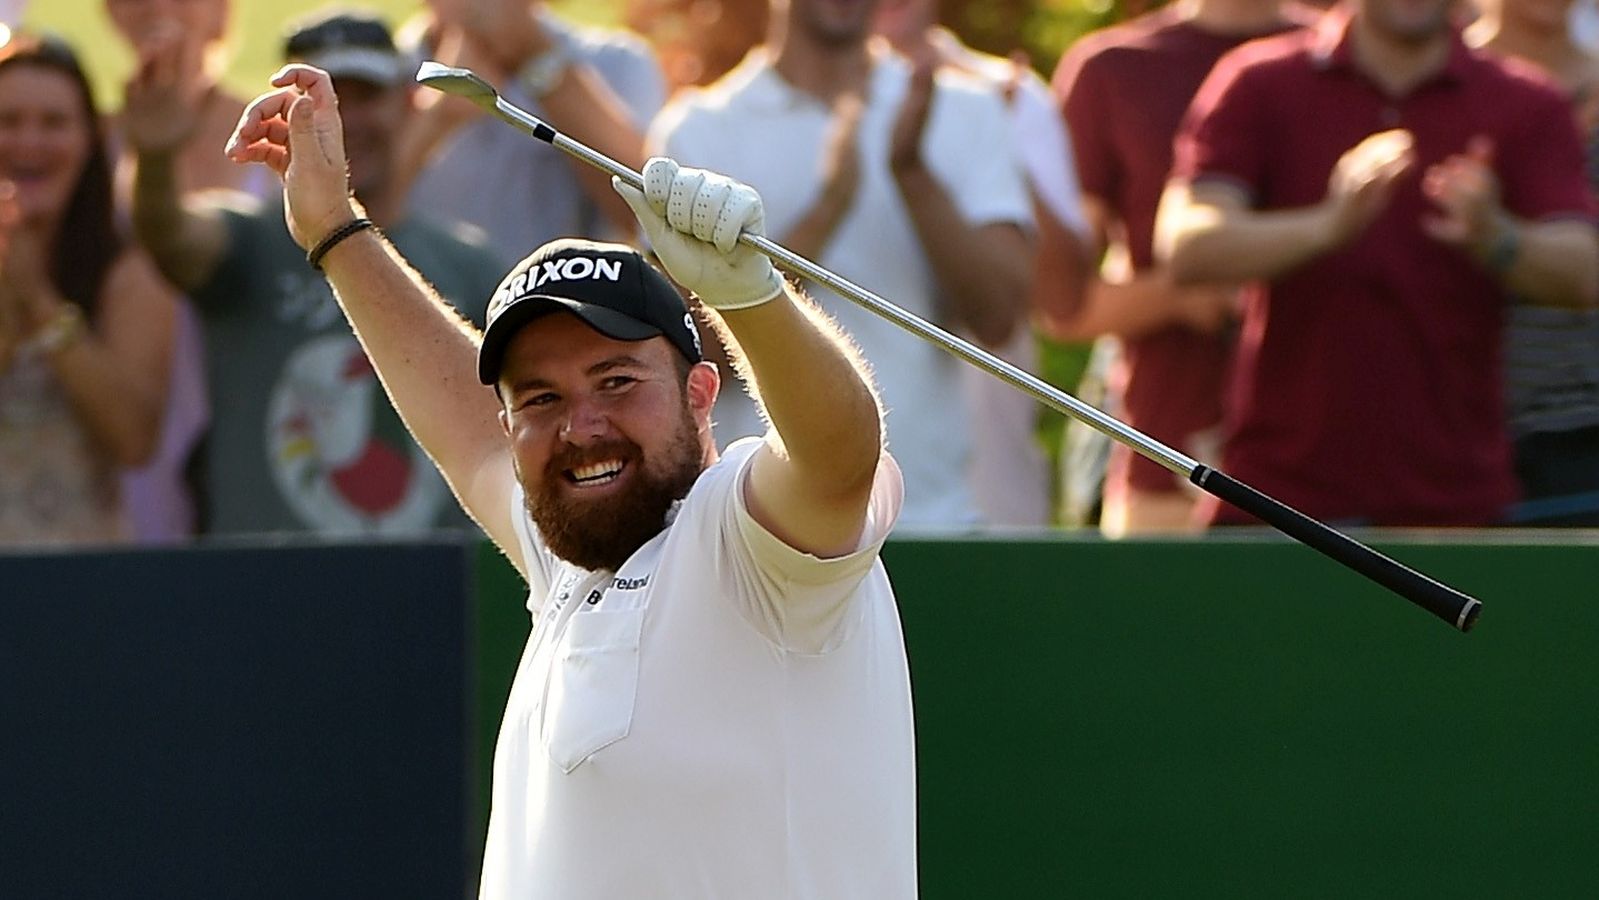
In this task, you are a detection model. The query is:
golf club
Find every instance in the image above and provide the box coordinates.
[415,60,1483,633]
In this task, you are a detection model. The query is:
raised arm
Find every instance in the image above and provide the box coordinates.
[443,1,657,237]
[124,23,231,293]
[226,65,523,573]
[615,160,883,558]
[890,63,1032,348]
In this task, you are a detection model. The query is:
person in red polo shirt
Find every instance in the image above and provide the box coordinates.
[1157,0,1599,527]
[1049,0,1305,536]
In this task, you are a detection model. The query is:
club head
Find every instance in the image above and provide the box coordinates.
[415,61,499,111]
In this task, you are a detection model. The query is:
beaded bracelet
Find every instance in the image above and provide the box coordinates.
[307,217,376,270]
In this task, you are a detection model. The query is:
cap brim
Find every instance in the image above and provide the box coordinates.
[478,296,664,385]
[300,47,408,85]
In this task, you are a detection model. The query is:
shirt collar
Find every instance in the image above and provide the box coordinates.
[738,44,904,114]
[1309,6,1472,89]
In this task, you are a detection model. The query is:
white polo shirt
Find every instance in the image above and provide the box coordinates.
[651,50,1033,530]
[480,439,916,899]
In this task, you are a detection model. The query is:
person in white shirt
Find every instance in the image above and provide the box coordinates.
[650,0,1035,531]
[226,64,916,899]
[875,0,1094,527]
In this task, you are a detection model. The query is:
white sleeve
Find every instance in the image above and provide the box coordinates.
[925,77,1033,231]
[1013,73,1090,237]
[647,94,710,162]
[713,439,904,654]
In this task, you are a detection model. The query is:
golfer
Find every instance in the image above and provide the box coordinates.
[227,65,915,898]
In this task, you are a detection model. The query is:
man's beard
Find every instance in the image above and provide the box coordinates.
[524,407,703,572]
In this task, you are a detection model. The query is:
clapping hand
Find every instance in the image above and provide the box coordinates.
[1422,136,1506,257]
[1323,128,1416,246]
[122,18,207,156]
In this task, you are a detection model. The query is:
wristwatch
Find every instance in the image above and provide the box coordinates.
[518,42,571,99]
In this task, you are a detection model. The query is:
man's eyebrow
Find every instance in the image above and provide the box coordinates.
[506,356,651,394]
[587,355,649,376]
[504,376,554,395]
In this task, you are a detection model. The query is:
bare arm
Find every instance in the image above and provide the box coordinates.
[894,170,1032,346]
[777,96,863,261]
[721,290,883,556]
[131,149,230,292]
[455,4,652,237]
[227,65,525,574]
[1037,194,1234,342]
[1026,194,1088,333]
[1155,179,1346,285]
[317,232,521,557]
[1422,138,1598,308]
[124,28,231,292]
[891,64,1031,347]
[1483,218,1599,308]
[55,252,177,465]
[1045,268,1239,342]
[1158,129,1417,285]
[1,245,176,466]
[617,159,882,557]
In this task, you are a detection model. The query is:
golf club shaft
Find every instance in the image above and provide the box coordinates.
[489,97,1197,473]
[468,82,1482,633]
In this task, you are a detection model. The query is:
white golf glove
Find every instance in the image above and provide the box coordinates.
[613,158,783,310]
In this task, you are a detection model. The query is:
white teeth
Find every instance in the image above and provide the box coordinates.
[569,460,624,484]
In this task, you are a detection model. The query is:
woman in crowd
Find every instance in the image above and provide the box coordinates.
[0,34,176,544]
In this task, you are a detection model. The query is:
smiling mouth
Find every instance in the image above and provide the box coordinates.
[566,459,626,487]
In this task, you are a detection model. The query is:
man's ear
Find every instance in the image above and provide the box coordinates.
[498,406,512,437]
[685,360,720,426]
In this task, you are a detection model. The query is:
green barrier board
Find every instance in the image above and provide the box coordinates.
[474,534,1599,897]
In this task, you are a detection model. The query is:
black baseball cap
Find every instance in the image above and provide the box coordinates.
[478,239,703,385]
[283,10,408,86]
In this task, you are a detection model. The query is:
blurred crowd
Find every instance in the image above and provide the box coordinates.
[2,0,1598,547]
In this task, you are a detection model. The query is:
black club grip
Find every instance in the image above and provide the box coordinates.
[1190,465,1482,632]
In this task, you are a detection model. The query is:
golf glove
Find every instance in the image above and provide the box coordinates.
[613,158,784,310]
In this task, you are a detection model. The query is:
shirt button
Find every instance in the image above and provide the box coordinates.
[1380,106,1401,128]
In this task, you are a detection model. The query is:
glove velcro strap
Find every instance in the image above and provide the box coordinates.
[701,271,784,311]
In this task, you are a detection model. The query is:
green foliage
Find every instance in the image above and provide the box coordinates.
[945,0,1148,77]
[23,0,609,112]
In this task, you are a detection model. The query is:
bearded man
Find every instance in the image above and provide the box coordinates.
[227,63,916,899]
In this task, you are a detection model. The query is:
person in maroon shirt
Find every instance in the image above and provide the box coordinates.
[1158,0,1599,526]
[1048,0,1305,536]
